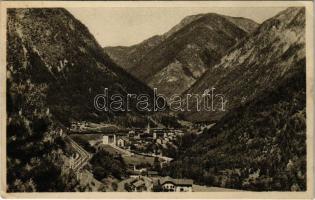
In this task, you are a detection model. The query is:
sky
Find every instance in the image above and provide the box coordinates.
[67,7,287,47]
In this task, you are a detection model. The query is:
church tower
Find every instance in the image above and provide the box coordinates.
[145,122,150,134]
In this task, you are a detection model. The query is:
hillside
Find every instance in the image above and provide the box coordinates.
[7,8,157,126]
[105,14,258,97]
[183,7,305,122]
[162,7,306,191]
[6,8,158,192]
[163,60,306,191]
[105,35,164,71]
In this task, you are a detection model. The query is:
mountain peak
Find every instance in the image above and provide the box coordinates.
[183,7,305,122]
[256,7,304,34]
[171,12,259,34]
[8,8,156,123]
[104,12,259,99]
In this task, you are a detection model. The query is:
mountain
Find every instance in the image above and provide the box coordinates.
[7,8,157,126]
[104,14,258,97]
[7,7,169,192]
[164,60,306,191]
[183,7,305,122]
[105,35,164,71]
[163,7,306,191]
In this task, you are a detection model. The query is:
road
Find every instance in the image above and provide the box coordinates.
[148,116,165,128]
[109,144,133,156]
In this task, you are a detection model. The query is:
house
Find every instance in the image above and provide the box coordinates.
[133,165,147,174]
[131,180,146,192]
[156,176,193,192]
[88,139,99,146]
[156,138,162,144]
[147,171,159,177]
[128,130,135,135]
[174,129,184,136]
[168,132,174,136]
[117,137,128,147]
[117,138,125,147]
[134,134,141,140]
[128,170,142,179]
[153,128,164,136]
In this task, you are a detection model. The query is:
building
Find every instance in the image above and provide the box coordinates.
[128,171,141,179]
[128,130,135,137]
[156,138,162,145]
[117,137,129,147]
[174,129,184,136]
[102,134,130,148]
[147,171,159,177]
[133,165,147,174]
[131,180,146,192]
[144,123,150,134]
[128,130,135,134]
[117,138,125,147]
[156,176,193,192]
[102,134,116,145]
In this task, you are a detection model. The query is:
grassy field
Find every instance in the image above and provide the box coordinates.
[122,154,155,166]
[98,145,122,155]
[99,144,155,166]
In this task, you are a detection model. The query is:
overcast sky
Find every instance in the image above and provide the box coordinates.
[67,7,287,47]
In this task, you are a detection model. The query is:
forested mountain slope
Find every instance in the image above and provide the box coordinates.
[6,8,158,192]
[164,59,306,191]
[183,7,305,122]
[163,7,306,191]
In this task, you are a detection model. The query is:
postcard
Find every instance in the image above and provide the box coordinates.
[0,1,313,199]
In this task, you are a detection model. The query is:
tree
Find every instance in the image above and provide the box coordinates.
[90,150,127,181]
[153,157,161,171]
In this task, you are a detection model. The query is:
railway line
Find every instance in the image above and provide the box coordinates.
[68,136,92,172]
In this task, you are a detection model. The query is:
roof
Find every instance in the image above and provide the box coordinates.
[160,176,193,186]
[148,171,158,175]
[117,137,128,142]
[127,169,141,175]
[132,180,145,187]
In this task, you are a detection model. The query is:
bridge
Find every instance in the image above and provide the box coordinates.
[68,136,92,172]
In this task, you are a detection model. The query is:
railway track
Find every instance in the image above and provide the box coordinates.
[67,136,92,172]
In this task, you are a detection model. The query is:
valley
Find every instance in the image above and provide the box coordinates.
[6,6,307,193]
[67,119,232,192]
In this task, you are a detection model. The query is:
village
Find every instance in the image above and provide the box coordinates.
[68,121,200,192]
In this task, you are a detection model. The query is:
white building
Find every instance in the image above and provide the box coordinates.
[159,177,193,192]
[117,138,128,147]
[102,135,116,145]
[144,123,150,134]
